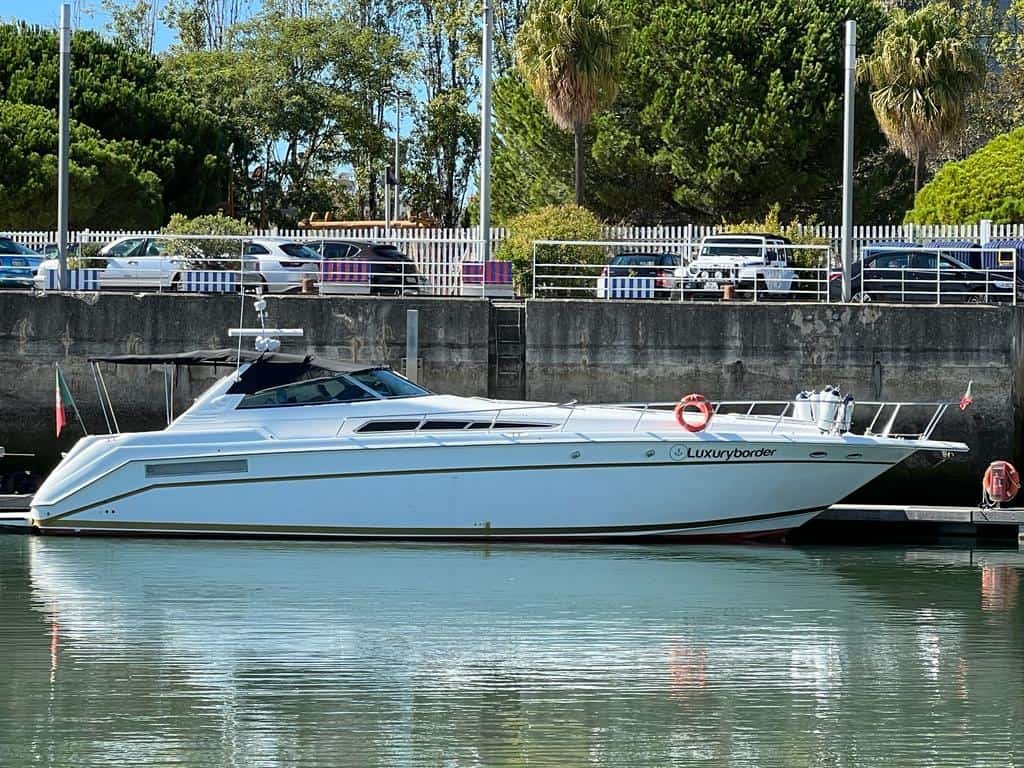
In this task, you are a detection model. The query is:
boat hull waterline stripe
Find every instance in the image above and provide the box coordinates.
[35,458,894,523]
[36,507,824,538]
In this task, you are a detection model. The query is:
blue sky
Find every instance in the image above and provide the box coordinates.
[3,2,177,50]
[4,2,109,32]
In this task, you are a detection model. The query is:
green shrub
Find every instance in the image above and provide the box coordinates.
[725,204,831,268]
[68,242,105,270]
[906,127,1024,224]
[162,212,252,269]
[495,204,605,295]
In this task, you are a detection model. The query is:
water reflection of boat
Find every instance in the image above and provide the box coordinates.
[5,539,1023,767]
[26,539,854,668]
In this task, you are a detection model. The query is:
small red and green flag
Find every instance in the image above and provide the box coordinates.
[55,364,76,437]
[959,380,974,412]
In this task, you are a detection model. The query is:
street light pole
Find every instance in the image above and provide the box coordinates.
[394,93,401,222]
[226,142,234,218]
[479,0,493,262]
[841,19,856,303]
[57,2,71,289]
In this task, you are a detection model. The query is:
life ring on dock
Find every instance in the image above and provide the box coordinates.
[983,460,1020,505]
[674,394,713,433]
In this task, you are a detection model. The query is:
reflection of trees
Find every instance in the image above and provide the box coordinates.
[1,540,1022,766]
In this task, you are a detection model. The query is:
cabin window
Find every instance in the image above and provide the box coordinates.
[237,368,430,409]
[356,420,554,433]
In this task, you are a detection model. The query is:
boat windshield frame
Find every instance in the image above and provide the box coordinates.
[236,368,431,409]
[84,349,429,432]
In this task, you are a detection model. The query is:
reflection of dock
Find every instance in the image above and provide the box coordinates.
[0,495,30,511]
[3,494,1023,545]
[0,495,31,530]
[811,504,1024,545]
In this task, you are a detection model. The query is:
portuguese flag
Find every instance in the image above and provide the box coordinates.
[55,364,76,437]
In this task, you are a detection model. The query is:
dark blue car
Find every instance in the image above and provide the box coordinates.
[0,237,42,288]
[829,248,1020,304]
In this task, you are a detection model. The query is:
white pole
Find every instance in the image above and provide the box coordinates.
[58,3,71,289]
[406,309,419,383]
[384,180,391,238]
[841,19,856,303]
[479,0,493,263]
[394,94,401,222]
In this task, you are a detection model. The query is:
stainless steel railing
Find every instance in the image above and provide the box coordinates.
[326,396,964,441]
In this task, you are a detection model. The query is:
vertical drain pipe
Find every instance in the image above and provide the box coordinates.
[406,309,419,383]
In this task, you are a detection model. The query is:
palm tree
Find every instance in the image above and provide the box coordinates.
[858,3,986,194]
[515,0,621,205]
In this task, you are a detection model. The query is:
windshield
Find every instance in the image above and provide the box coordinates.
[0,238,40,255]
[699,241,764,259]
[238,368,430,408]
[612,255,662,267]
[280,243,321,260]
[105,238,144,257]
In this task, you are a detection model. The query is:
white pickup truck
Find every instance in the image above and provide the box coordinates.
[682,233,797,297]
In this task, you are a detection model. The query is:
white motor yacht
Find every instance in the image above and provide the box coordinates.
[21,348,969,540]
[19,301,969,540]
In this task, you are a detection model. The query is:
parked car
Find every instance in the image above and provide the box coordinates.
[828,248,1019,304]
[682,234,797,298]
[0,236,43,288]
[596,252,681,299]
[309,239,431,295]
[684,233,797,294]
[235,238,321,293]
[35,236,320,293]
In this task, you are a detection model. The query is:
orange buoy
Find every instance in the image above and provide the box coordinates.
[674,393,713,433]
[983,460,1020,506]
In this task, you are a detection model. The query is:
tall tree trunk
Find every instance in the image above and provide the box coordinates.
[573,122,584,206]
[913,149,925,195]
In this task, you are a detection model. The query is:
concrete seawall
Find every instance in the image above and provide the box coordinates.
[526,300,1022,502]
[0,293,489,462]
[1,292,1020,502]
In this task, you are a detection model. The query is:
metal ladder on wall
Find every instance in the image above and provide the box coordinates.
[490,301,526,400]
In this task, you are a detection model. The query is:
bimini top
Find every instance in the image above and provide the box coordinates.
[88,349,393,396]
[88,348,374,373]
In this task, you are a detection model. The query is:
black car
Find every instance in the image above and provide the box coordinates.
[310,240,431,295]
[598,252,681,300]
[829,249,1018,304]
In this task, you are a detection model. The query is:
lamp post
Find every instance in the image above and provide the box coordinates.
[226,142,235,218]
[841,20,856,302]
[57,3,71,288]
[479,0,493,262]
[394,92,401,222]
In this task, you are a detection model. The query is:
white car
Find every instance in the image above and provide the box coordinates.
[35,236,321,294]
[683,234,797,296]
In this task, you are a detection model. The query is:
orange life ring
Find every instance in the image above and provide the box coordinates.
[983,460,1020,504]
[674,393,713,433]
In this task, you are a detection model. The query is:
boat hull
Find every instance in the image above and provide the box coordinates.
[30,437,916,540]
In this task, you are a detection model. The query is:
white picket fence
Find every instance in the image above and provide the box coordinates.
[11,222,1024,251]
[9,222,1024,296]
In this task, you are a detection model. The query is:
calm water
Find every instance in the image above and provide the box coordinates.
[0,537,1022,767]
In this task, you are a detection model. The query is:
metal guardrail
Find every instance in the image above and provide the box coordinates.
[23,234,1022,306]
[324,396,959,442]
[531,242,1019,306]
[30,233,500,298]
